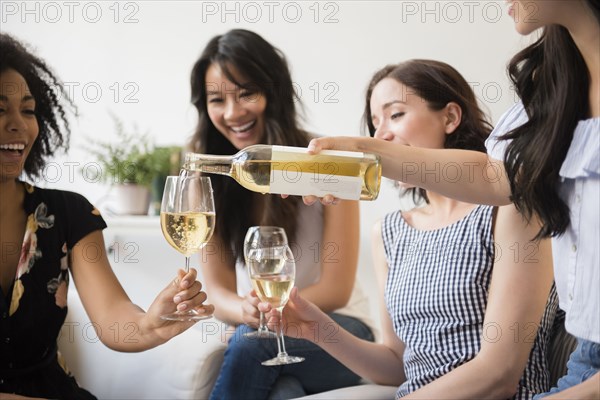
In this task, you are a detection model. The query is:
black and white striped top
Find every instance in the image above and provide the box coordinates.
[382,205,558,399]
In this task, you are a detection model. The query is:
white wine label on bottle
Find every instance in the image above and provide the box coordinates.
[270,146,363,200]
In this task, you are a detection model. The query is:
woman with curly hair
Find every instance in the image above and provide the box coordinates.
[0,33,213,399]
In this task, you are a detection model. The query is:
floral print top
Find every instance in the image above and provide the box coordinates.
[0,183,106,392]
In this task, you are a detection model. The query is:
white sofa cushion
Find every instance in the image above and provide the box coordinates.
[58,290,227,399]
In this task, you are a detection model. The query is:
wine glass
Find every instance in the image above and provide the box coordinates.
[243,226,286,339]
[160,175,215,321]
[247,234,304,366]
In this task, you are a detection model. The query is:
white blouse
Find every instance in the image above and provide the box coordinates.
[486,102,600,343]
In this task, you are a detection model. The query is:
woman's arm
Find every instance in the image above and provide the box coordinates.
[198,234,246,326]
[266,220,406,386]
[70,231,212,352]
[308,136,511,206]
[272,288,406,386]
[298,200,359,312]
[404,204,554,399]
[369,220,407,384]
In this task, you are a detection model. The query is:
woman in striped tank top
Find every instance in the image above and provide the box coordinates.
[266,60,558,399]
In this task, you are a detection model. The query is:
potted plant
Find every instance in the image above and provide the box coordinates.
[83,115,181,215]
[147,145,182,215]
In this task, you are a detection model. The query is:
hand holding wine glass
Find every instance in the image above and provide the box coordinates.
[160,175,215,321]
[260,287,333,342]
[247,236,304,366]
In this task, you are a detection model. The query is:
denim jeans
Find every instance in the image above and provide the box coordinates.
[209,313,374,400]
[534,338,600,398]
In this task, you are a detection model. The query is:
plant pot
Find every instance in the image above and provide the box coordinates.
[111,184,151,215]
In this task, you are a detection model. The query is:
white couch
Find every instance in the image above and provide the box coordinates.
[58,309,227,399]
[57,217,229,399]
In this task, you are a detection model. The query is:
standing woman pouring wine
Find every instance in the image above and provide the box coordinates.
[306,1,600,397]
[189,29,375,399]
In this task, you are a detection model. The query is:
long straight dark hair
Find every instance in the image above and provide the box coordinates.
[503,0,600,239]
[189,29,309,261]
[364,60,492,203]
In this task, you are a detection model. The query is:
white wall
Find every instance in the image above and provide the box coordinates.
[3,0,532,319]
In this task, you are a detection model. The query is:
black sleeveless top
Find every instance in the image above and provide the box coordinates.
[0,182,106,399]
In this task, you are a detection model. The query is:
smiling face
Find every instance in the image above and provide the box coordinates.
[0,69,39,182]
[205,63,267,150]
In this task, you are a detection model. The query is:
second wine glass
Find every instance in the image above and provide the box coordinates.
[246,234,304,366]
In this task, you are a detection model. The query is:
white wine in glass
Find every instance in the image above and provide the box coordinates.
[160,175,215,321]
[247,244,304,366]
[161,211,214,256]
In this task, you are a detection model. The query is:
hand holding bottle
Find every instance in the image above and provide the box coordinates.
[299,137,377,205]
[307,136,368,154]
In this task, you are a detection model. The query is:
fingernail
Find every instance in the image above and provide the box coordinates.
[181,280,189,288]
[177,303,188,311]
[174,296,181,303]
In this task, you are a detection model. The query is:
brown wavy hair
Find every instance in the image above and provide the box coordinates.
[363,60,493,203]
[503,0,600,239]
[189,29,309,261]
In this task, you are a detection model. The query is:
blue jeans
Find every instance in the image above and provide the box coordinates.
[534,338,600,398]
[209,313,374,400]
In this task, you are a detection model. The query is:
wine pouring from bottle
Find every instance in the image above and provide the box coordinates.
[182,144,382,201]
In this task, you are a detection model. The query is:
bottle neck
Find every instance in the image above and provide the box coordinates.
[183,153,234,176]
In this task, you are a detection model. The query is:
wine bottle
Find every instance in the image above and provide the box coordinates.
[181,144,381,200]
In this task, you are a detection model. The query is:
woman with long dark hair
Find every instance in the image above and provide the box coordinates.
[307,1,600,397]
[267,59,558,399]
[189,29,375,399]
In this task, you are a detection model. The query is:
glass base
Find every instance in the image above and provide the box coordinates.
[160,309,213,322]
[244,329,277,339]
[262,355,304,366]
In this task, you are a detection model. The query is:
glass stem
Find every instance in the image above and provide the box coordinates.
[184,256,190,273]
[276,308,288,357]
[258,312,267,332]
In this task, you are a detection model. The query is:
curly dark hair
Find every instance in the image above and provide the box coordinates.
[0,33,73,179]
[503,0,600,239]
[189,29,309,261]
[364,59,493,204]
